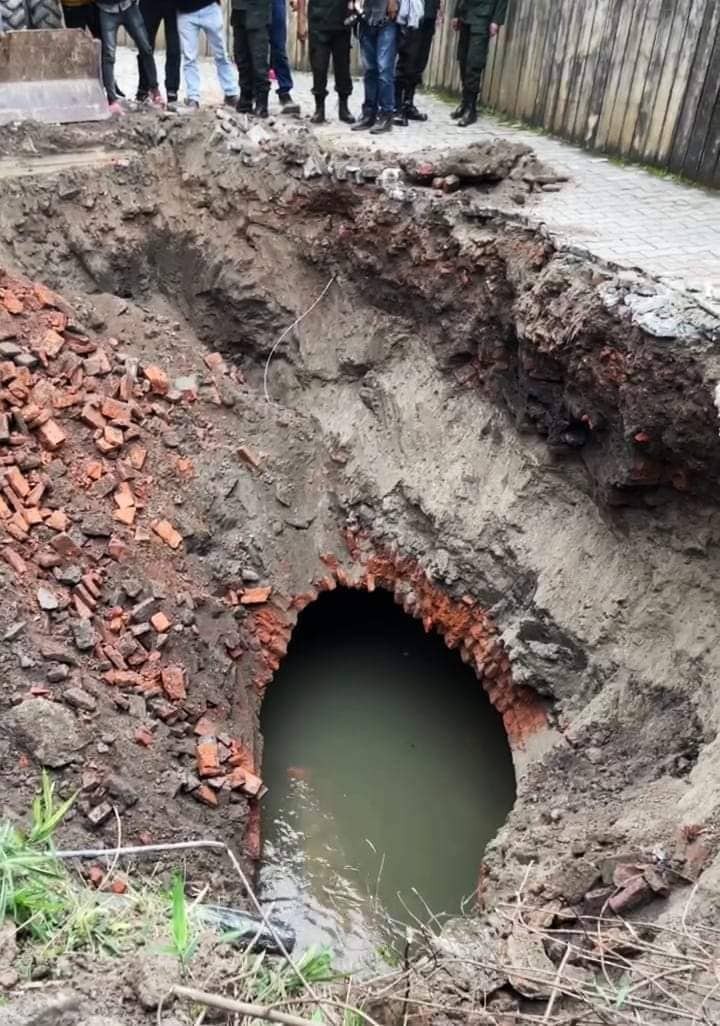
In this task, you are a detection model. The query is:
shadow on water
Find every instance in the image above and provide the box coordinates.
[259,588,516,969]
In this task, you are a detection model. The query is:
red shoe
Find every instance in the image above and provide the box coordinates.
[149,88,166,109]
[108,100,125,116]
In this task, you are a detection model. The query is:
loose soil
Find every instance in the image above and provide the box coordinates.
[0,109,719,1025]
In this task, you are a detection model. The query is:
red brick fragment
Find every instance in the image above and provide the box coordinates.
[194,784,218,807]
[103,425,124,450]
[107,535,129,561]
[37,418,66,451]
[134,725,154,747]
[89,865,104,887]
[6,467,29,498]
[152,519,182,550]
[114,482,135,509]
[1,546,26,574]
[0,495,10,519]
[238,445,261,469]
[194,715,218,736]
[197,736,221,778]
[128,445,147,470]
[241,587,272,605]
[2,291,23,314]
[151,611,172,633]
[101,397,132,426]
[110,878,128,895]
[82,403,107,430]
[50,532,82,558]
[45,509,70,532]
[143,365,169,395]
[85,460,104,481]
[161,665,187,702]
[113,507,136,526]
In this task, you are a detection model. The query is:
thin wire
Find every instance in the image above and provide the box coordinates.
[262,275,337,403]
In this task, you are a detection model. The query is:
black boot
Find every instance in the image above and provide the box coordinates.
[458,93,477,127]
[451,96,466,119]
[236,91,253,113]
[278,91,301,115]
[310,97,326,124]
[405,85,428,121]
[369,111,393,134]
[338,97,355,124]
[351,112,375,131]
[254,95,269,118]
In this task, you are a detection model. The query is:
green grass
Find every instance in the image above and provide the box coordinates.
[167,872,199,971]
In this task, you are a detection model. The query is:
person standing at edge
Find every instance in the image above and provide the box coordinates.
[451,0,505,126]
[351,0,399,134]
[232,0,271,116]
[96,0,163,114]
[295,0,354,123]
[177,0,239,109]
[270,0,302,113]
[137,0,181,108]
[394,0,439,124]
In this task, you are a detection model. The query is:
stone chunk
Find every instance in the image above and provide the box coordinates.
[7,698,83,768]
[72,618,96,651]
[64,686,97,712]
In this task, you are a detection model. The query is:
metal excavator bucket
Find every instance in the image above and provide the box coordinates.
[0,28,110,126]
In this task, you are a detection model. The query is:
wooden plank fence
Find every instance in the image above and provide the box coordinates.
[138,0,720,187]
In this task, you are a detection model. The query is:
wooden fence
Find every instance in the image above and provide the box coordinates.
[142,0,720,187]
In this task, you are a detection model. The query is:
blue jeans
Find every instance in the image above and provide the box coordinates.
[270,0,293,94]
[358,19,397,117]
[178,1,239,102]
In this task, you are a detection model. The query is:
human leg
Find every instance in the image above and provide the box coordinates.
[178,8,201,102]
[123,1,160,95]
[98,7,121,103]
[375,19,397,115]
[162,0,182,98]
[249,22,270,113]
[357,21,378,122]
[331,27,353,121]
[137,0,160,99]
[202,0,240,98]
[309,26,330,121]
[270,0,295,96]
[458,24,488,126]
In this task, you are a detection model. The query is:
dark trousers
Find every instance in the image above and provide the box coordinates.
[99,2,158,102]
[270,0,293,94]
[456,21,489,95]
[62,1,101,36]
[308,24,352,99]
[395,15,435,95]
[231,8,270,100]
[137,0,181,97]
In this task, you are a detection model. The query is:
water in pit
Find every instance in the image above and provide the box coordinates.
[259,588,516,969]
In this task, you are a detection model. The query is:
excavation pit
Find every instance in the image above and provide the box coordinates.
[0,112,719,1023]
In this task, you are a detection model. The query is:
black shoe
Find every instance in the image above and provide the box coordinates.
[237,92,254,113]
[351,113,375,131]
[185,99,200,110]
[458,103,477,127]
[135,90,148,103]
[278,91,301,114]
[225,93,239,106]
[406,103,428,121]
[393,105,409,126]
[451,100,466,119]
[254,98,269,118]
[166,92,178,111]
[310,99,326,124]
[369,112,392,134]
[338,98,355,124]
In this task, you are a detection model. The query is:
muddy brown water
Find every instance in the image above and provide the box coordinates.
[259,589,516,969]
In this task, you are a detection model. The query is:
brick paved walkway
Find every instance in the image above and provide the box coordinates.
[117,48,720,315]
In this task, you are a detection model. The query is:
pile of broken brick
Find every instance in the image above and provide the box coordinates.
[0,271,267,812]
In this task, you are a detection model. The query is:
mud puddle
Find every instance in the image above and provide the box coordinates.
[259,589,516,968]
